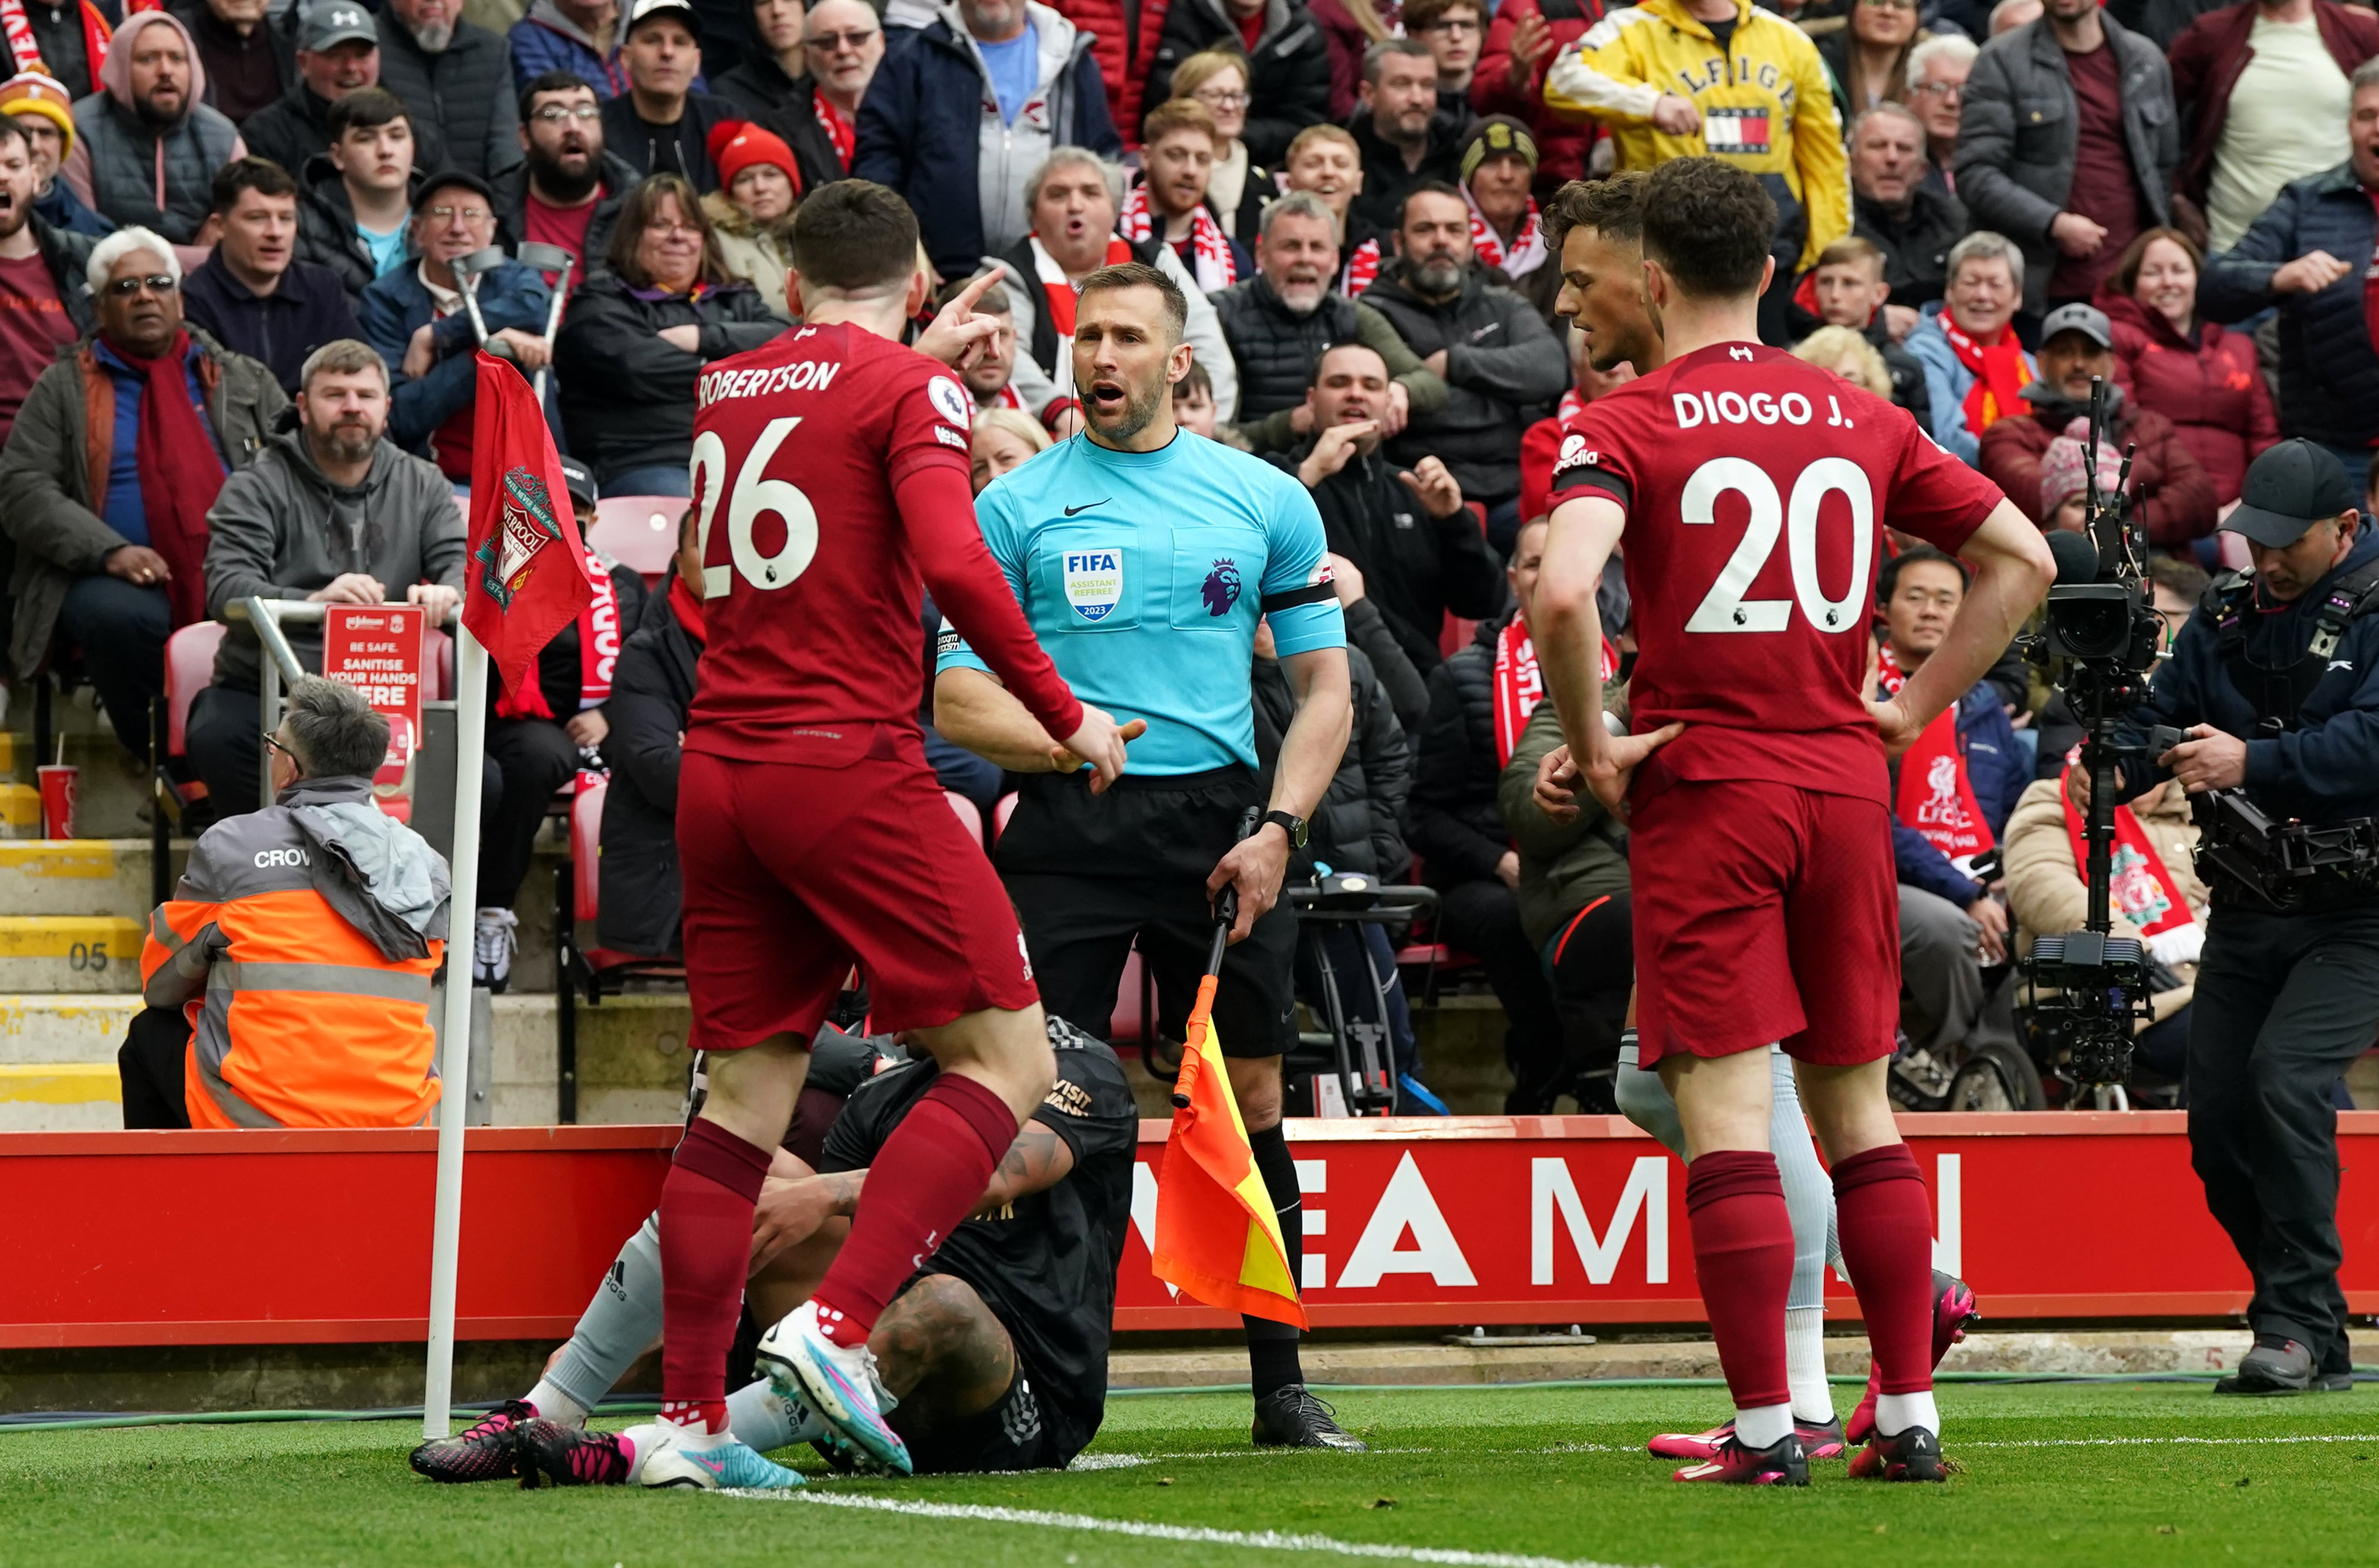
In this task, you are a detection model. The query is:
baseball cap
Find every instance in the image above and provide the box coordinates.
[2221,438,2358,548]
[417,167,497,209]
[2039,302,2113,350]
[625,0,702,38]
[557,455,599,509]
[300,0,378,52]
[0,72,76,157]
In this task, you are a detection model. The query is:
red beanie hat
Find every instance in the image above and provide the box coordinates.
[707,119,800,195]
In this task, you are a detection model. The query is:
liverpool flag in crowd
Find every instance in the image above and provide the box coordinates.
[464,352,594,697]
[1151,974,1307,1327]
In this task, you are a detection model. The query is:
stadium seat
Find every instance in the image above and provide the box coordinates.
[555,775,684,1123]
[992,790,1018,842]
[1441,613,1480,661]
[587,496,683,584]
[945,789,984,847]
[149,623,229,904]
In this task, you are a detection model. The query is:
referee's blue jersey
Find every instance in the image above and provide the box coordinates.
[937,430,1347,775]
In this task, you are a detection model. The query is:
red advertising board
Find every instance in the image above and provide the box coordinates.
[0,1116,2370,1349]
[320,604,427,819]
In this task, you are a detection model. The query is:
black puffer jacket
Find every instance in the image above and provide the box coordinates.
[1214,275,1357,419]
[1359,259,1568,506]
[1147,0,1331,168]
[597,576,701,957]
[551,269,789,486]
[241,80,450,185]
[374,9,523,180]
[1252,643,1411,878]
[1269,440,1506,675]
[1408,610,1508,886]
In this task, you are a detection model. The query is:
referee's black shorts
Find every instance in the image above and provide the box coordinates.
[996,765,1297,1058]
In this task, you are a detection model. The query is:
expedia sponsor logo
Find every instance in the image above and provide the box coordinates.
[1553,433,1597,474]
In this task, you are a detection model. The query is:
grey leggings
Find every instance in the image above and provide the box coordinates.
[1616,1041,1841,1312]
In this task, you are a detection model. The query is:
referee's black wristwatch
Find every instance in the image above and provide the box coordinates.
[1262,810,1309,850]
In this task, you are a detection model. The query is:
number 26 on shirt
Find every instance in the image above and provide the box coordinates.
[692,416,820,597]
[1684,455,1875,636]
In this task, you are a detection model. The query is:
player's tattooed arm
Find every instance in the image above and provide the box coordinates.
[749,1168,866,1273]
[972,1121,1079,1216]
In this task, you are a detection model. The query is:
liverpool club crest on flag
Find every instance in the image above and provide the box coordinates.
[464,353,594,701]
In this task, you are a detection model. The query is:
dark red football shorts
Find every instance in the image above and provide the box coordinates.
[676,748,1040,1052]
[1629,778,1900,1069]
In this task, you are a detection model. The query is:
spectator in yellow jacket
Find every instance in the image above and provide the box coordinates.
[1540,0,1848,276]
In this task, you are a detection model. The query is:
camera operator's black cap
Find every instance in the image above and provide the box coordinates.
[2221,438,2357,548]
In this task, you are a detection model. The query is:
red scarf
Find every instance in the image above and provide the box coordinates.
[494,549,620,719]
[0,0,111,94]
[667,568,706,643]
[1030,234,1134,338]
[2056,778,2194,942]
[813,92,855,173]
[1466,194,1545,278]
[1877,643,1993,860]
[1344,235,1382,298]
[1491,620,1616,768]
[1118,182,1239,292]
[111,331,222,630]
[1937,314,2032,438]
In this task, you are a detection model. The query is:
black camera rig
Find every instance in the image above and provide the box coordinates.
[2018,380,2166,1089]
[2191,786,2379,912]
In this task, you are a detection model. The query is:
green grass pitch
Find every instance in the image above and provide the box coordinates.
[2,1382,2375,1567]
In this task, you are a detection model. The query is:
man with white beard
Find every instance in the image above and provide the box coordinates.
[1211,190,1446,455]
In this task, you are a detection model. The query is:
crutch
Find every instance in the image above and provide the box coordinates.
[513,241,577,403]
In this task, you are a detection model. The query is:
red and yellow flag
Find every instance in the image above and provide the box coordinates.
[1150,975,1306,1327]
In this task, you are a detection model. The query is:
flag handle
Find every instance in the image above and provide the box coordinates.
[422,625,490,1439]
[1173,806,1265,1109]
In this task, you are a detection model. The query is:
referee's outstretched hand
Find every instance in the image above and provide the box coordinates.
[1059,705,1144,794]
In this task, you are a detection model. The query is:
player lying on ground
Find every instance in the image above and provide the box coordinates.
[1531,157,2054,1485]
[411,1019,1136,1485]
[1539,172,1980,1469]
[641,180,1136,1490]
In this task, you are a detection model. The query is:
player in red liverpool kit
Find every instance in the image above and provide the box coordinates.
[640,183,1134,1490]
[1530,161,2054,1485]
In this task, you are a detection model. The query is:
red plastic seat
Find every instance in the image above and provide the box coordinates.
[587,496,684,584]
[1441,613,1480,660]
[162,622,227,759]
[946,789,984,847]
[992,790,1018,842]
[1110,950,1147,1045]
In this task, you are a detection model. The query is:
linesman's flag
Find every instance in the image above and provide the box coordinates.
[1150,974,1307,1327]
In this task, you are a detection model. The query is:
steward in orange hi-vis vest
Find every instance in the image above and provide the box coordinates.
[140,776,451,1130]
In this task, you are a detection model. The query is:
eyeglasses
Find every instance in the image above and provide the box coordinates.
[1195,88,1250,108]
[645,218,702,235]
[104,273,177,296]
[1418,16,1479,33]
[1909,79,1963,99]
[530,103,601,123]
[260,731,296,760]
[425,205,492,223]
[1860,0,1918,9]
[806,27,878,49]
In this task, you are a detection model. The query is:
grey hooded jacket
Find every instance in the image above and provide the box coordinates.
[202,428,467,690]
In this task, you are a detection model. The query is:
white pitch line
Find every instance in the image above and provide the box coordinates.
[718,1487,1665,1568]
[1965,1434,2378,1450]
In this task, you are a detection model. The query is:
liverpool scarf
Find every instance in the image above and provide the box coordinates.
[812,91,854,173]
[1029,232,1134,339]
[1937,313,2032,438]
[1878,643,1993,860]
[2057,766,2200,966]
[494,549,621,719]
[1467,191,1545,278]
[0,0,110,94]
[1491,619,1617,769]
[1344,236,1382,298]
[106,332,223,630]
[1118,183,1238,292]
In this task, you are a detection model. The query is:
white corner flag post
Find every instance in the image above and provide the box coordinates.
[423,619,492,1439]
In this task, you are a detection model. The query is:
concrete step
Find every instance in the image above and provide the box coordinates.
[2,713,150,840]
[0,840,188,917]
[0,994,141,1062]
[0,917,145,991]
[0,1060,120,1128]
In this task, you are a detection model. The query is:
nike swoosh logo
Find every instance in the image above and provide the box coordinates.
[692,1454,724,1474]
[1063,499,1111,516]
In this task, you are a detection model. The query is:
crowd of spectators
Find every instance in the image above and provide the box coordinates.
[11,0,2379,1100]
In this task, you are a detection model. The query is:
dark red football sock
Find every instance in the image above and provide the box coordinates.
[1685,1149,1794,1412]
[658,1117,773,1434]
[1831,1142,1936,1396]
[812,1071,1019,1346]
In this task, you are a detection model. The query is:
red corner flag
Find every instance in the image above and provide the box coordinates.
[462,352,593,697]
[1151,974,1307,1327]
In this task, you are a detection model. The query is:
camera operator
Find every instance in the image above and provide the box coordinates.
[2079,438,2379,1397]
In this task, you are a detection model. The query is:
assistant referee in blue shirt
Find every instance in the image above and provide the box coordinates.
[935,261,1362,1452]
